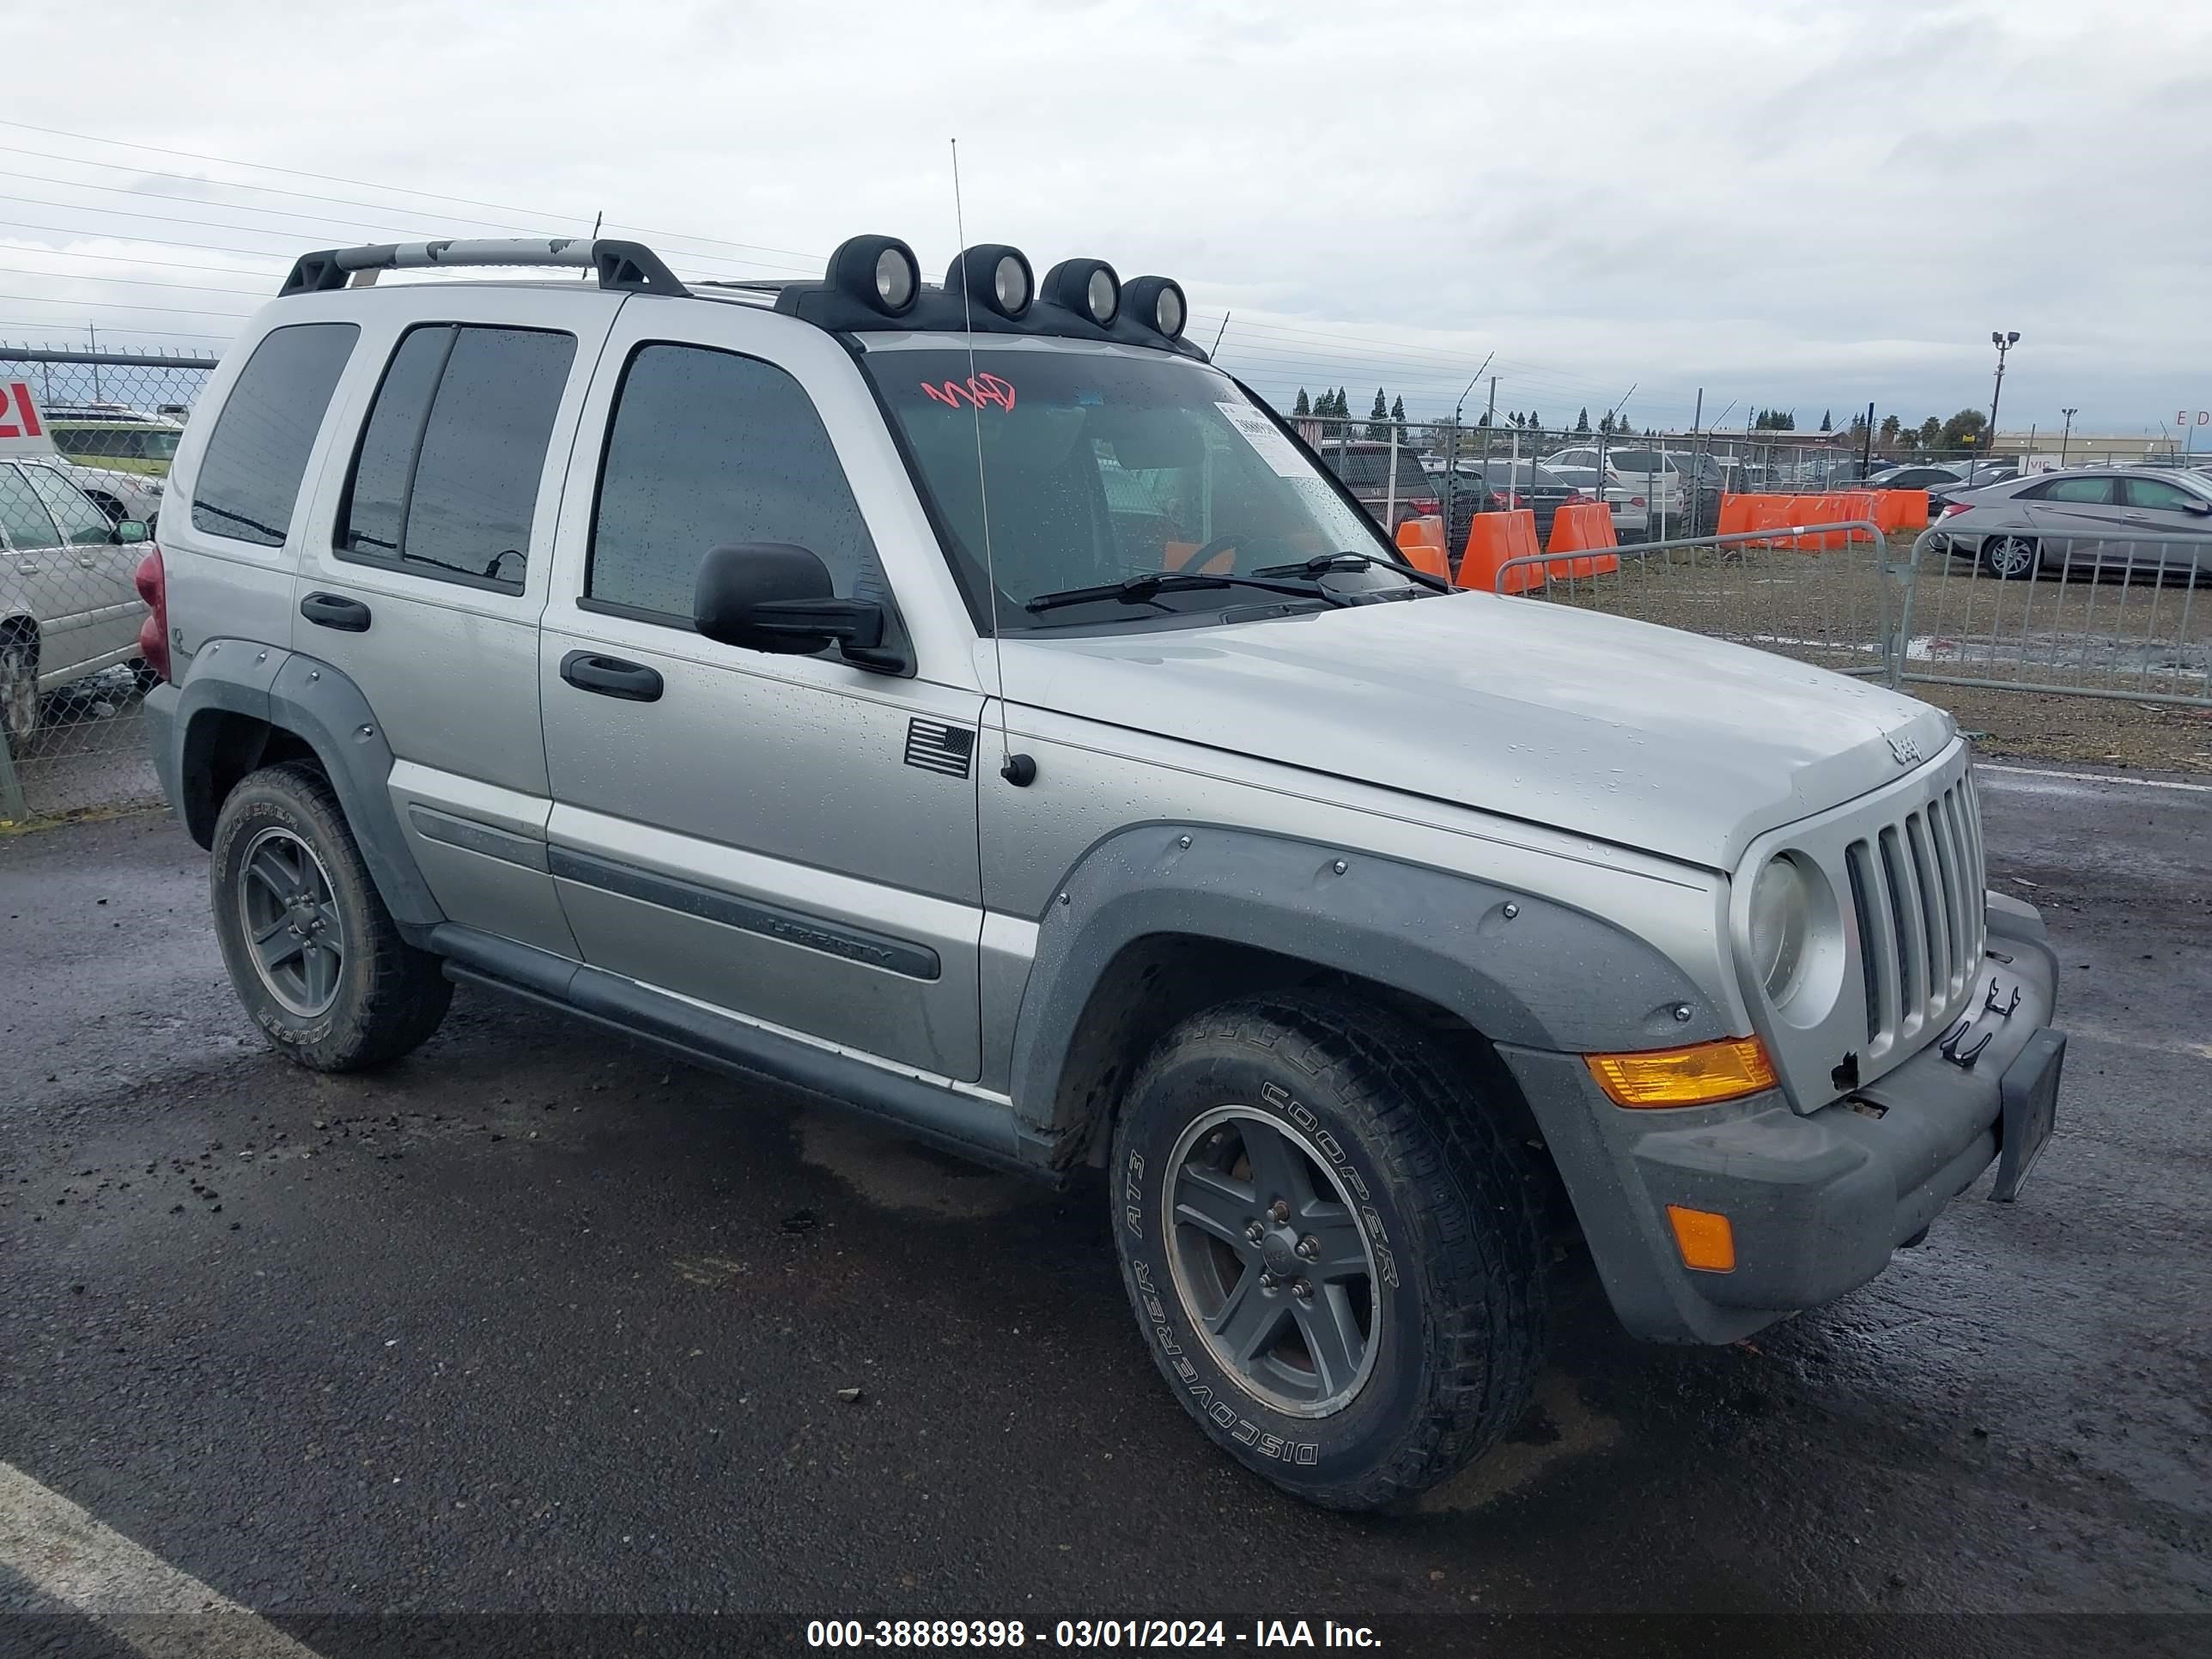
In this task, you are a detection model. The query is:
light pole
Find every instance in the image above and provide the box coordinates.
[1986,330,2019,464]
[2059,406,2077,467]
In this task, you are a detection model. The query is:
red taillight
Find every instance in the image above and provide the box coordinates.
[1631,495,1646,507]
[1412,496,1439,515]
[133,544,169,682]
[1942,501,1972,518]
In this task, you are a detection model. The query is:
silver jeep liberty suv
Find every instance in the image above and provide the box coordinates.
[141,232,2065,1510]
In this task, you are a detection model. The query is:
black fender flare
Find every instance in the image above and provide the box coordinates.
[166,642,443,927]
[1007,823,1728,1136]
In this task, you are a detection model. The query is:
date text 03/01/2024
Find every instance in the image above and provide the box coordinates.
[805,1618,1383,1649]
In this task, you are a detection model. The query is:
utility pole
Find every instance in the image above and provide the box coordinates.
[2058,407,2077,466]
[1986,330,2020,459]
[1862,400,1875,477]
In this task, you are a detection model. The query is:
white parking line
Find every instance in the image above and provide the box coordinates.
[1978,763,2212,795]
[0,1460,323,1659]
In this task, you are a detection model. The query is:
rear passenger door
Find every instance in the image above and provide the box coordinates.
[2023,475,2122,567]
[537,303,987,1082]
[290,289,616,958]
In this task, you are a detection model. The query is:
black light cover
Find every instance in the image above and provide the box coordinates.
[828,234,921,317]
[945,244,1034,319]
[1042,258,1120,325]
[1123,276,1187,338]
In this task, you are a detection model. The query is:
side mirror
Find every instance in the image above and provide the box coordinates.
[2182,498,2212,517]
[693,542,900,670]
[113,519,149,544]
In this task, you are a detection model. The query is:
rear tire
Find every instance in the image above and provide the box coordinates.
[1110,991,1547,1510]
[209,761,451,1071]
[1979,534,2039,580]
[0,630,38,757]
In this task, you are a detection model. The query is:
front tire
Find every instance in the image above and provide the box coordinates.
[210,761,451,1071]
[1110,993,1547,1510]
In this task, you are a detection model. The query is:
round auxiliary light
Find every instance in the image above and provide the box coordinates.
[1044,258,1121,327]
[1123,276,1188,339]
[946,244,1034,319]
[826,234,921,318]
[875,248,915,312]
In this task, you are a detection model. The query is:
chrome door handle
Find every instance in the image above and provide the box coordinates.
[78,554,98,568]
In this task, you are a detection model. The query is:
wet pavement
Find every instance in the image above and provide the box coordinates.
[1,766,2206,1658]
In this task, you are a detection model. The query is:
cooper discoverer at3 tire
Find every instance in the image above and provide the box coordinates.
[1109,991,1547,1510]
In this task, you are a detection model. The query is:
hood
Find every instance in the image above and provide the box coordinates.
[995,592,1954,870]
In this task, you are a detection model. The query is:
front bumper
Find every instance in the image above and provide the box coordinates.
[1503,892,2062,1344]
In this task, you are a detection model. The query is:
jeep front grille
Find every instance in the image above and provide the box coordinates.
[1844,775,1986,1055]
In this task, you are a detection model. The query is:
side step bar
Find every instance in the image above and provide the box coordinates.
[429,925,1064,1184]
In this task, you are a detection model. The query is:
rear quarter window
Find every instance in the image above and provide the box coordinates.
[191,322,359,548]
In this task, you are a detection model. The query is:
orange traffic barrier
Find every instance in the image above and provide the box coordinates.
[1870,489,1928,532]
[1717,494,1755,536]
[1394,515,1452,581]
[1543,501,1621,578]
[1460,509,1546,592]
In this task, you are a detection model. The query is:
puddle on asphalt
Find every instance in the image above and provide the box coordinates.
[1415,1372,1626,1512]
[793,1109,1033,1220]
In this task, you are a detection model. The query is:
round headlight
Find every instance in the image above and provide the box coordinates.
[994,254,1029,314]
[874,247,915,312]
[1156,284,1184,337]
[1085,266,1119,325]
[1748,855,1811,1002]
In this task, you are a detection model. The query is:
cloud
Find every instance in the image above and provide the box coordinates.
[3,0,2205,428]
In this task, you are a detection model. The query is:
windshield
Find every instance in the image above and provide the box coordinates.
[860,344,1409,630]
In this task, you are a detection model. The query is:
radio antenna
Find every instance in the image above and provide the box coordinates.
[951,138,1024,784]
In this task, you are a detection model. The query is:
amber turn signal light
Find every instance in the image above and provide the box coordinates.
[1585,1036,1778,1108]
[1666,1205,1737,1272]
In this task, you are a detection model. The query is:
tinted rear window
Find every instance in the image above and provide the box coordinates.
[191,323,358,547]
[337,323,575,592]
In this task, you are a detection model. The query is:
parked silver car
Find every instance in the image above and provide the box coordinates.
[0,458,150,751]
[143,234,2066,1511]
[1937,466,2212,580]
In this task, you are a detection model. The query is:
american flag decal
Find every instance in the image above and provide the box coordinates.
[903,719,975,779]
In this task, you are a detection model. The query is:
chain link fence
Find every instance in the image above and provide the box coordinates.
[1,346,215,823]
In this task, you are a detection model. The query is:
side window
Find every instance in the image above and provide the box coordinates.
[0,464,62,550]
[2041,476,2116,505]
[2125,477,2202,511]
[21,466,115,546]
[337,324,575,593]
[191,322,358,547]
[588,343,882,621]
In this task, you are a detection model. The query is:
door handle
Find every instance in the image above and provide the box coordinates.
[559,650,663,702]
[78,554,99,568]
[300,592,372,632]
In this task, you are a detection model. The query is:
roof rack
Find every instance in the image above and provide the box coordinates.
[277,237,688,300]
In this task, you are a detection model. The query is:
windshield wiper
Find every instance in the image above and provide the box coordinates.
[1023,570,1353,615]
[1252,550,1451,593]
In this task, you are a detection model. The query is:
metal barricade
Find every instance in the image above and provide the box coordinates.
[1491,520,1904,684]
[1901,525,2211,708]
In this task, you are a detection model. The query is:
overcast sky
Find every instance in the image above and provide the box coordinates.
[5,0,2209,435]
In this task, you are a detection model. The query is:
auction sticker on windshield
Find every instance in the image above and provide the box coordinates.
[1215,402,1307,476]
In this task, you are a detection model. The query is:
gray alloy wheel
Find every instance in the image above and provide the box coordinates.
[0,635,38,752]
[1165,1104,1379,1417]
[1979,533,2039,580]
[234,824,347,1018]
